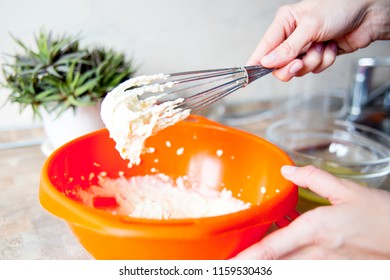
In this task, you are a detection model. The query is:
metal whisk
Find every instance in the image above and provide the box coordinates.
[140,65,274,112]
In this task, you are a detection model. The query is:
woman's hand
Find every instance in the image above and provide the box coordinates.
[247,0,390,81]
[233,165,390,259]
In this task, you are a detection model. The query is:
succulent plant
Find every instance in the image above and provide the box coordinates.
[1,30,136,118]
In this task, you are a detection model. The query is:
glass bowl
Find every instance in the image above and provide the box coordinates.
[265,118,390,204]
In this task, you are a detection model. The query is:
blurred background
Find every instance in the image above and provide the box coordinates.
[1,0,389,128]
[1,0,390,259]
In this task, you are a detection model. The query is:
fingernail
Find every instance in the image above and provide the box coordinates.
[261,52,277,65]
[289,61,303,74]
[314,42,324,53]
[281,165,298,175]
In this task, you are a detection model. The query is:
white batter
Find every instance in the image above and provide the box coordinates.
[101,74,190,167]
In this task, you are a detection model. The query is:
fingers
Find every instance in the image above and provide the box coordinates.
[296,42,324,77]
[246,2,339,81]
[271,41,338,81]
[271,59,303,81]
[281,245,343,260]
[312,41,338,73]
[280,165,353,204]
[233,212,317,260]
[296,41,338,76]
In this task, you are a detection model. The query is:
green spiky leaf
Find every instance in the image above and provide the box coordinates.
[1,29,136,119]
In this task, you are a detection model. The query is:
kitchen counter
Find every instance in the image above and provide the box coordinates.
[0,125,387,259]
[0,127,92,259]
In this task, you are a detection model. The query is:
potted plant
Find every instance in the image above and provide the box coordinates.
[1,30,136,153]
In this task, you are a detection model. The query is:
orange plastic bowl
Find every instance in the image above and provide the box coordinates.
[39,115,298,260]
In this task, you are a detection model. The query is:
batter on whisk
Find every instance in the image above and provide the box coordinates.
[100,74,190,167]
[101,61,272,168]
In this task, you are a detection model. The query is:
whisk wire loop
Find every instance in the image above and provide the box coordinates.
[141,65,274,113]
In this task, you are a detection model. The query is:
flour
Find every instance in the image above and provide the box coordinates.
[78,173,251,219]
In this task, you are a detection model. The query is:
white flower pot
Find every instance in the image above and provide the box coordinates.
[40,104,104,155]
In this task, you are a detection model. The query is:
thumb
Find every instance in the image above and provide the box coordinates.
[281,165,352,204]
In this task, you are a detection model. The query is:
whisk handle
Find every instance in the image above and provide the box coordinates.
[244,54,305,84]
[244,65,275,84]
